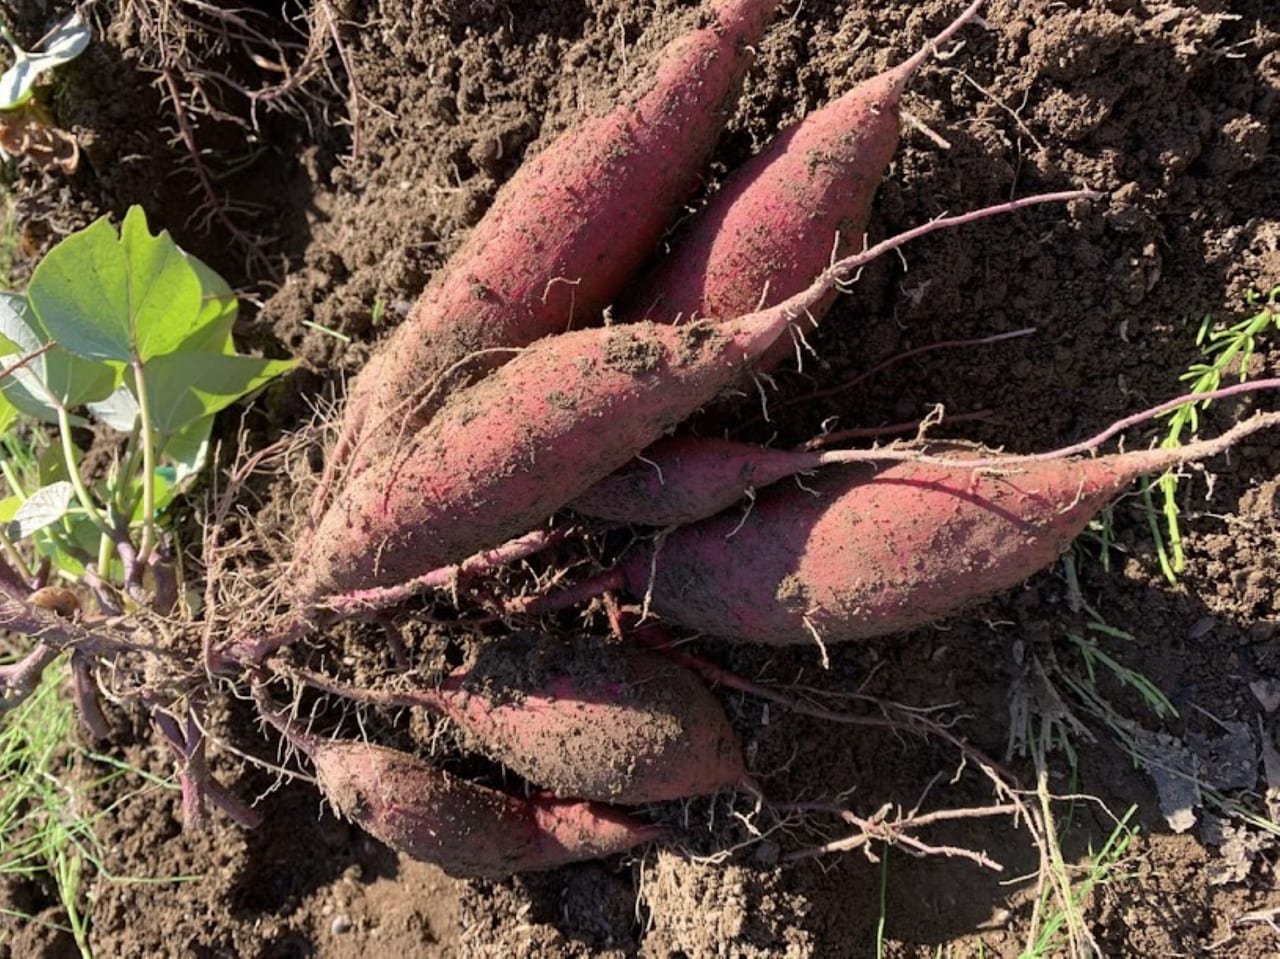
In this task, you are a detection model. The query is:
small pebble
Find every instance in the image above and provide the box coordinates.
[331,915,353,935]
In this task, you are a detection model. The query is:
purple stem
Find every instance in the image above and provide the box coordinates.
[215,614,313,669]
[806,380,1280,472]
[768,190,1102,329]
[321,525,572,616]
[34,556,50,589]
[511,567,626,617]
[153,709,208,831]
[81,566,123,617]
[70,651,110,740]
[115,538,149,604]
[0,556,31,593]
[153,705,261,829]
[204,778,264,829]
[0,583,177,660]
[148,550,179,615]
[0,644,59,711]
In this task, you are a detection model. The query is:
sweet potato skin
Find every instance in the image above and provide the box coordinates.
[620,64,903,366]
[301,313,791,601]
[436,636,746,804]
[338,0,781,479]
[620,453,1151,644]
[309,740,660,879]
[567,63,908,523]
[570,435,819,527]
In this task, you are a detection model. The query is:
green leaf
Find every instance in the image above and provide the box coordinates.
[0,11,92,111]
[137,352,296,439]
[86,383,140,432]
[0,391,17,435]
[36,440,76,487]
[162,414,214,484]
[179,253,239,355]
[0,495,20,523]
[7,481,73,539]
[0,291,116,422]
[27,208,204,362]
[132,471,174,520]
[32,513,98,576]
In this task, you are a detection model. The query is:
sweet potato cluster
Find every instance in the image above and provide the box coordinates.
[259,0,1270,878]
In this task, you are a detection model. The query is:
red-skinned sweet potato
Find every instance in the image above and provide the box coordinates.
[563,2,992,521]
[322,0,782,500]
[430,635,747,804]
[301,738,661,879]
[300,188,1092,604]
[619,0,984,377]
[301,291,814,601]
[542,417,1280,644]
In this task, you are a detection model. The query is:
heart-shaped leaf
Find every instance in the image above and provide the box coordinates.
[27,208,204,362]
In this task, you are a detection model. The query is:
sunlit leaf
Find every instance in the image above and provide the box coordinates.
[7,480,73,539]
[0,12,92,111]
[131,471,174,520]
[27,209,204,362]
[162,414,214,484]
[0,390,17,434]
[180,252,239,355]
[136,352,296,439]
[0,291,115,422]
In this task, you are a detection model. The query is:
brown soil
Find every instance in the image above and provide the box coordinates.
[2,0,1280,956]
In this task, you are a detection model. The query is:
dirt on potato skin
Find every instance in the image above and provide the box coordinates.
[2,0,1280,956]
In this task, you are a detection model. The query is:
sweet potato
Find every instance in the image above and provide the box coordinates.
[301,185,1092,605]
[559,418,1280,645]
[300,291,816,601]
[570,435,827,527]
[301,738,661,879]
[618,0,984,376]
[326,0,781,494]
[429,635,746,804]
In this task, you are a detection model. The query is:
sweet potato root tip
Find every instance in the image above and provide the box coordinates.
[531,798,666,863]
[571,436,820,526]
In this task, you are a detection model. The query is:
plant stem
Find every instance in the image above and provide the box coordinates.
[55,407,111,537]
[113,422,144,523]
[131,359,157,564]
[0,644,60,711]
[0,458,27,501]
[96,532,115,582]
[0,527,33,584]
